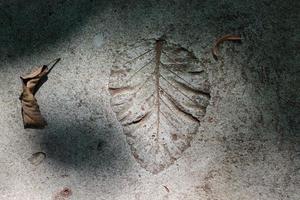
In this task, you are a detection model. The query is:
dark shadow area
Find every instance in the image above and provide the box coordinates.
[30,114,131,174]
[0,0,110,59]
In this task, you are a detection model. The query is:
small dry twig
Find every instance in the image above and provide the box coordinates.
[212,34,241,59]
[163,185,170,193]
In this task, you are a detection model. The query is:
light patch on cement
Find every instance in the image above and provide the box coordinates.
[93,33,105,48]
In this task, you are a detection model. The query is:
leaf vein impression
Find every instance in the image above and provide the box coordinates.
[108,39,211,174]
[155,39,163,139]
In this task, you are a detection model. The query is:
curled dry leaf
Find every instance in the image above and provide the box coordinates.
[109,38,210,173]
[19,58,61,129]
[28,152,46,166]
[212,34,241,59]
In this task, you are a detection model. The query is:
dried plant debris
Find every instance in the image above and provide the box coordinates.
[54,187,72,200]
[163,185,170,193]
[28,152,46,166]
[59,187,72,198]
[212,34,241,59]
[109,38,211,173]
[19,58,61,129]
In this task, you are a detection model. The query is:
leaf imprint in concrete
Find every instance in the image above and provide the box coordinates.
[109,38,211,174]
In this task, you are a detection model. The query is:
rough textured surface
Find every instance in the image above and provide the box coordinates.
[0,0,299,199]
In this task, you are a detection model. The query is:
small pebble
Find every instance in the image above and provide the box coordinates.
[28,152,46,166]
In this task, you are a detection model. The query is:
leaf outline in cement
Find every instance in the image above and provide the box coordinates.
[109,38,210,174]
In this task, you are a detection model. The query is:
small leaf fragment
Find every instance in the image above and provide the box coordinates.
[28,152,46,166]
[212,34,241,59]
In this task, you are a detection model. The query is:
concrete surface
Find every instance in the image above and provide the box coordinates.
[0,0,299,199]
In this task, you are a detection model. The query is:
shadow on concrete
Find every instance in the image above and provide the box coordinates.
[30,110,131,174]
[0,0,110,59]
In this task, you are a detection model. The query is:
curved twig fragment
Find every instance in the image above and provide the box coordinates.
[212,34,241,59]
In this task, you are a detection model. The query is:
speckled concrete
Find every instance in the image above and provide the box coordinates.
[0,0,299,199]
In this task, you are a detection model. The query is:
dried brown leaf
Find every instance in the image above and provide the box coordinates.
[19,58,60,129]
[212,34,241,59]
